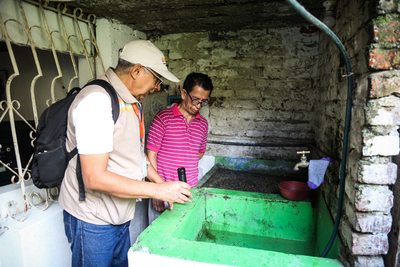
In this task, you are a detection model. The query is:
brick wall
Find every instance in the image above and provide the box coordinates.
[314,0,400,266]
[145,28,319,161]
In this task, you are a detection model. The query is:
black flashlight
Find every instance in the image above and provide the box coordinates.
[177,167,187,183]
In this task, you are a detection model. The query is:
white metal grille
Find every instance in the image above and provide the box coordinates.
[0,0,105,224]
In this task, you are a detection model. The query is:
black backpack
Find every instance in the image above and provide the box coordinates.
[31,79,119,201]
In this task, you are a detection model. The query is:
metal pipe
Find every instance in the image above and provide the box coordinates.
[87,14,106,75]
[18,0,43,125]
[207,141,312,147]
[286,0,353,258]
[73,8,95,80]
[57,3,79,93]
[39,0,63,124]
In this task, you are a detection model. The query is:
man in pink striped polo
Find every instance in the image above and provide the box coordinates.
[147,72,213,215]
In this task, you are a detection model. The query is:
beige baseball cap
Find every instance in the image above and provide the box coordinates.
[119,40,179,83]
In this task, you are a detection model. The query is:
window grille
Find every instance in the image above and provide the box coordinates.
[0,0,104,223]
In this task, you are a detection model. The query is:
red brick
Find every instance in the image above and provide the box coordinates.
[374,22,400,43]
[369,48,400,70]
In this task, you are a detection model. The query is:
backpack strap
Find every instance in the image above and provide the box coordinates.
[75,79,120,201]
[76,154,86,201]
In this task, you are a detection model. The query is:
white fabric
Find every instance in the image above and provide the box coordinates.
[307,158,330,189]
[72,92,114,155]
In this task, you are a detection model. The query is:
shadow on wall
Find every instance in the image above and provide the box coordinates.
[0,121,34,186]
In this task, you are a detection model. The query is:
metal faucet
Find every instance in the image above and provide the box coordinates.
[293,151,310,171]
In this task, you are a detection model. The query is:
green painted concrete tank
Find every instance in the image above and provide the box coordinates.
[130,188,342,267]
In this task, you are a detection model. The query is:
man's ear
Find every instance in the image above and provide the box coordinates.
[130,64,142,80]
[181,88,187,100]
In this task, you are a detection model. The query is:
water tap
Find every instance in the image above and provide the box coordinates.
[293,151,310,171]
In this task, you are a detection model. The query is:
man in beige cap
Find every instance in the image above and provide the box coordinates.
[59,40,192,267]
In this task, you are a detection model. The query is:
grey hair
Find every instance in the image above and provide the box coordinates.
[115,58,150,75]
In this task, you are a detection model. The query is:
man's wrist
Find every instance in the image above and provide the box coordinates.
[157,178,166,184]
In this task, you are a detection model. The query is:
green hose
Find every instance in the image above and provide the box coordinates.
[285,0,353,258]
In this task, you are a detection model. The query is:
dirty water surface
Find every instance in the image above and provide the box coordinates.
[201,168,307,194]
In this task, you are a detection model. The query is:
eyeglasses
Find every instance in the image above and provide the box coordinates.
[187,91,209,107]
[143,66,163,88]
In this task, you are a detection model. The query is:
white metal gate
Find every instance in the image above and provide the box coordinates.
[0,0,105,226]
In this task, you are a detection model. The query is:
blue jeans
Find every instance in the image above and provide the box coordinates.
[63,210,131,267]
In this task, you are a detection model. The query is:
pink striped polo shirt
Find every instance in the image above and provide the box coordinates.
[147,104,208,187]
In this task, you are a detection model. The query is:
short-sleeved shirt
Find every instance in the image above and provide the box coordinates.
[147,104,208,187]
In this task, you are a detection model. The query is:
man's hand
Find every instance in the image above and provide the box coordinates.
[156,181,192,210]
[153,199,166,212]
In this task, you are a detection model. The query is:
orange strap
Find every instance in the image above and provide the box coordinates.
[132,103,144,145]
